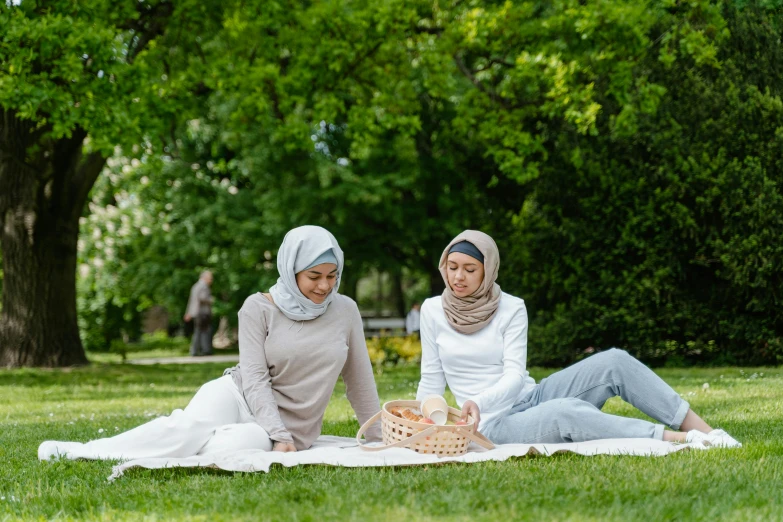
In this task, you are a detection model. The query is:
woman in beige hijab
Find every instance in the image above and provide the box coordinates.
[416,230,741,448]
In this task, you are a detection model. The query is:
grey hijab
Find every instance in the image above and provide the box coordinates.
[269,226,344,321]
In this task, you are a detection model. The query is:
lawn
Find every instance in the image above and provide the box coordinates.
[1,362,781,521]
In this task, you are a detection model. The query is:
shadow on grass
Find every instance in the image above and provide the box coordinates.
[0,363,228,388]
[112,448,573,483]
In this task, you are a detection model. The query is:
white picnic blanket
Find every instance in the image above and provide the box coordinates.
[108,436,706,481]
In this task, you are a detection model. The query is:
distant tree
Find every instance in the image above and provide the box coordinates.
[0,0,221,366]
[7,0,776,367]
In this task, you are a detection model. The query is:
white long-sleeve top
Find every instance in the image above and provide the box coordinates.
[415,293,537,432]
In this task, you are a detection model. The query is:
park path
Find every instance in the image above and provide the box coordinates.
[129,354,239,365]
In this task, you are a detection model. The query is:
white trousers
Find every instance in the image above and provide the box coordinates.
[42,375,272,460]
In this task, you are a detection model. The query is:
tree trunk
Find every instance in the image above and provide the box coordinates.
[339,265,359,301]
[429,265,445,297]
[0,209,85,366]
[389,268,405,317]
[0,110,105,367]
[375,271,383,317]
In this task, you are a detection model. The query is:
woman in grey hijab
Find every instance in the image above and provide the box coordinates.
[417,230,741,449]
[39,226,382,461]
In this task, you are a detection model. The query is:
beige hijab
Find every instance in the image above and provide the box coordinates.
[439,230,501,334]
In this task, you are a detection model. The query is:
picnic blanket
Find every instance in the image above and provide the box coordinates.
[108,436,706,481]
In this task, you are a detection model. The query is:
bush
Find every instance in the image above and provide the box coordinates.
[366,335,422,369]
[77,277,143,353]
[109,331,190,361]
[501,2,783,366]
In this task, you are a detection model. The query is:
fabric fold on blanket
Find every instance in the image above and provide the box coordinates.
[107,436,706,481]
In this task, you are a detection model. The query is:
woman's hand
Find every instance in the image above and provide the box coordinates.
[272,441,297,453]
[461,400,480,426]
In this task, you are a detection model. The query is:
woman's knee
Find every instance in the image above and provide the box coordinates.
[183,376,244,426]
[190,377,229,400]
[596,347,630,363]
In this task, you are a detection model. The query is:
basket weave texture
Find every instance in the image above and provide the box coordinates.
[382,400,471,456]
[356,399,495,457]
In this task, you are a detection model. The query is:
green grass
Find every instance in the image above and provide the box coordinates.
[1,363,781,521]
[85,345,239,364]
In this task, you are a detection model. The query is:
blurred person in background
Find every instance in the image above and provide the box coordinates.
[185,270,214,356]
[405,302,421,338]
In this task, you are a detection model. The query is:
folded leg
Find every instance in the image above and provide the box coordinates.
[487,397,664,444]
[39,375,246,460]
[527,348,689,429]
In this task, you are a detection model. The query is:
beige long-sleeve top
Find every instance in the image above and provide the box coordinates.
[225,292,382,449]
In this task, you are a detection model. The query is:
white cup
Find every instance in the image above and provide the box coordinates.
[420,394,449,425]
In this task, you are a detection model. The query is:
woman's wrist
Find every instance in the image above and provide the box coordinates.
[271,435,294,445]
[272,440,297,452]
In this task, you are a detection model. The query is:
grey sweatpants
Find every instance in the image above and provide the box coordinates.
[484,348,690,444]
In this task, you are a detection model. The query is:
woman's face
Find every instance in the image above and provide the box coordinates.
[446,252,484,297]
[295,263,338,304]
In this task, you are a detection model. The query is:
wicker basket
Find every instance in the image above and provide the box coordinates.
[356,400,495,457]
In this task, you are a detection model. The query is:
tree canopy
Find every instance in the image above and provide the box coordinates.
[2,0,782,366]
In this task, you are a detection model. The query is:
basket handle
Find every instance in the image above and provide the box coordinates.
[356,411,440,452]
[457,427,496,450]
[355,410,383,446]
